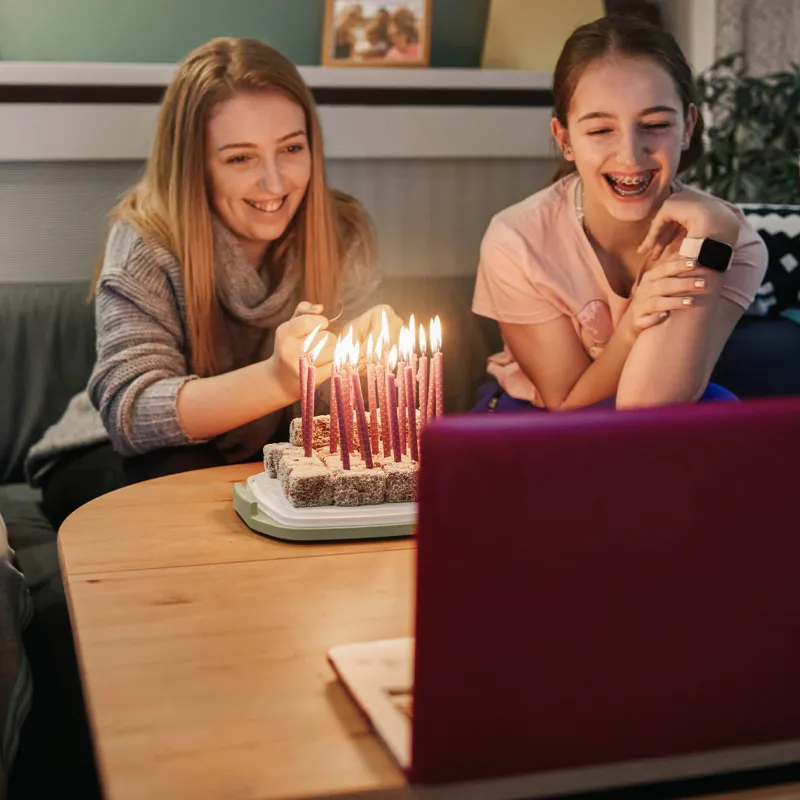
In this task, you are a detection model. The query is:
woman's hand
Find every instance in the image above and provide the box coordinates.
[637,189,741,254]
[267,311,335,401]
[622,256,713,337]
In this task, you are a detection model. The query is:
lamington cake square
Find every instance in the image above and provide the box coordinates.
[333,468,386,507]
[277,452,323,490]
[383,461,419,503]
[284,464,333,508]
[323,453,365,474]
[263,443,296,478]
[289,415,331,450]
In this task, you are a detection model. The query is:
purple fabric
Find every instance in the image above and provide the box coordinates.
[472,380,737,413]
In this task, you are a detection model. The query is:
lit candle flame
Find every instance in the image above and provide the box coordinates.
[429,316,442,354]
[333,335,343,370]
[351,340,360,367]
[388,345,398,371]
[419,324,427,357]
[398,326,409,362]
[381,310,389,345]
[409,314,416,353]
[375,336,383,361]
[302,323,322,355]
[308,335,326,365]
[367,333,374,361]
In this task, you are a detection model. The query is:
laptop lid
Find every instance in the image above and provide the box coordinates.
[411,399,800,786]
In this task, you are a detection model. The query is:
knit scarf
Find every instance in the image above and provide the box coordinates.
[212,214,302,329]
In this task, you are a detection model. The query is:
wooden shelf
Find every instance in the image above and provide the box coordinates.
[0,62,555,162]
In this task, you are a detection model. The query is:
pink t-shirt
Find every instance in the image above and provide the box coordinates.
[472,174,768,406]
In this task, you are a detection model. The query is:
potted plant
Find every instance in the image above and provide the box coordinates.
[685,53,800,204]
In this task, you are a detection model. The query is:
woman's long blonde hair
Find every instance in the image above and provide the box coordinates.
[92,37,369,376]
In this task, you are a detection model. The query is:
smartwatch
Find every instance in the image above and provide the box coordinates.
[678,237,734,273]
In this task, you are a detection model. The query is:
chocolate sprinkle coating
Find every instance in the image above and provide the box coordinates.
[285,465,333,508]
[383,461,419,503]
[333,468,386,507]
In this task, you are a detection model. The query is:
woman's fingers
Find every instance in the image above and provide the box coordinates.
[292,301,324,318]
[281,313,330,339]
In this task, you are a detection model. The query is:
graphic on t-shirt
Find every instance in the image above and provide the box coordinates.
[577,299,613,359]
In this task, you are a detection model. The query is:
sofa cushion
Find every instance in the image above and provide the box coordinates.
[739,204,800,316]
[711,317,800,398]
[0,282,96,484]
[0,484,59,605]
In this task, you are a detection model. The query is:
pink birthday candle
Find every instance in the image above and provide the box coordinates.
[408,314,418,407]
[433,315,444,418]
[405,363,419,462]
[427,319,436,421]
[366,335,379,455]
[304,337,326,457]
[387,346,402,463]
[300,325,322,456]
[418,324,428,430]
[333,372,350,470]
[396,356,407,455]
[329,338,341,454]
[351,368,374,469]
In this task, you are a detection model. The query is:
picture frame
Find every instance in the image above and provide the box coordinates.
[321,1,432,67]
[481,0,604,71]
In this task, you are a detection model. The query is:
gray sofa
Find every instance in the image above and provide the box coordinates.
[2,274,800,796]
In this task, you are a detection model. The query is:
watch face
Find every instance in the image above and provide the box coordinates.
[698,238,733,272]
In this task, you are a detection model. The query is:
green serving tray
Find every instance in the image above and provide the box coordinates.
[233,481,416,543]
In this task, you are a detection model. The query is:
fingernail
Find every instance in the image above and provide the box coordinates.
[683,260,695,270]
[694,279,705,288]
[683,297,694,306]
[659,311,670,320]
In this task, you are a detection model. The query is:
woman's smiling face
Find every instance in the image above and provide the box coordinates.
[206,90,311,263]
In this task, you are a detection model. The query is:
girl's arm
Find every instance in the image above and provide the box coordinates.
[618,192,767,408]
[501,254,709,410]
[616,273,733,407]
[501,313,633,409]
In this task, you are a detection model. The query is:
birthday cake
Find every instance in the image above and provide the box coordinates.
[263,413,420,508]
[263,314,443,509]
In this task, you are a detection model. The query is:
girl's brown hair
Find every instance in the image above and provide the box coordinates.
[92,37,370,376]
[552,14,704,182]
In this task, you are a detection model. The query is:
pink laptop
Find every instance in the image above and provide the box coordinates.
[329,398,800,796]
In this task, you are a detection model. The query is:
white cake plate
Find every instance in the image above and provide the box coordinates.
[233,471,417,543]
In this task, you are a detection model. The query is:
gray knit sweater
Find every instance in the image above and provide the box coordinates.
[26,215,379,485]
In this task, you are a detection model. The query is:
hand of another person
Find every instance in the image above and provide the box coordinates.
[637,189,741,254]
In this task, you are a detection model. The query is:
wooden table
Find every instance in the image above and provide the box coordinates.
[59,465,800,800]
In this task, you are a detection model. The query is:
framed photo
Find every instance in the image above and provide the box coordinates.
[322,1,432,67]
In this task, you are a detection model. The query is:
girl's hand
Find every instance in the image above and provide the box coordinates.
[267,312,335,401]
[637,189,741,254]
[622,256,712,336]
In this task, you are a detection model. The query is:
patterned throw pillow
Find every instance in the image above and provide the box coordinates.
[738,204,800,317]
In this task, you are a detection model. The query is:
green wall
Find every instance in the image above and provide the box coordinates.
[0,0,491,67]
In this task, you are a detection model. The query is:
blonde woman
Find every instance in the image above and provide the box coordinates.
[28,37,398,529]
